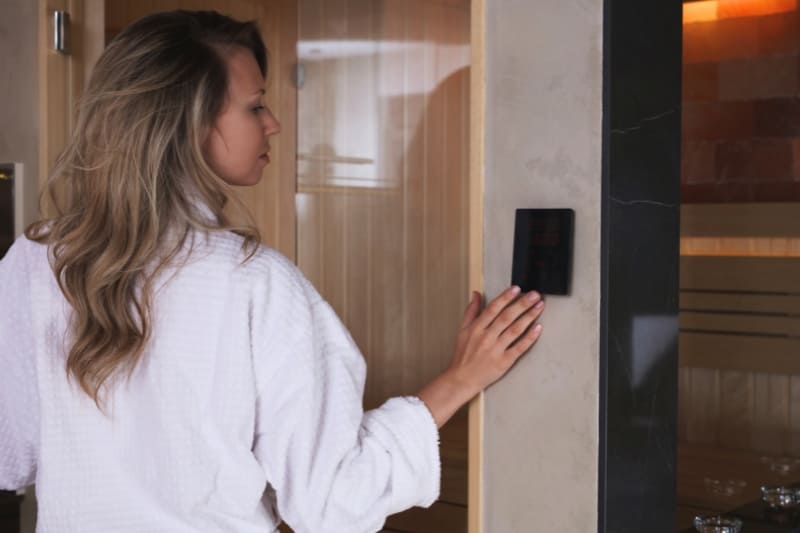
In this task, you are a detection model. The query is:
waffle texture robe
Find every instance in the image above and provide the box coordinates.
[0,232,440,533]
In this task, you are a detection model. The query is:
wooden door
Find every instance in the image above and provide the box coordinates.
[296,1,471,531]
[42,1,477,532]
[38,0,105,213]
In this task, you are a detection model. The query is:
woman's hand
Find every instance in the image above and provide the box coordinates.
[416,286,545,427]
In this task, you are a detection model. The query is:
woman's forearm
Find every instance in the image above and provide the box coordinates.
[416,370,478,428]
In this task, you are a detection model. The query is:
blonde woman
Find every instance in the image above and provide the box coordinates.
[0,10,545,533]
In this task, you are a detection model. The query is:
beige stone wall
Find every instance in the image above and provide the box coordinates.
[0,0,40,237]
[481,0,603,530]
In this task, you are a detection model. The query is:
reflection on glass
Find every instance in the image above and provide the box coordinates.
[296,0,470,406]
[678,0,800,530]
[295,2,471,530]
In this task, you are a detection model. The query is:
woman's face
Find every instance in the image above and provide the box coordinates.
[204,47,281,186]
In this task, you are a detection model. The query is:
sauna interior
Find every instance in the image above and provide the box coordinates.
[109,1,469,532]
[677,0,800,530]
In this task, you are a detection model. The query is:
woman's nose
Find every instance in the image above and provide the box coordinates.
[264,109,281,135]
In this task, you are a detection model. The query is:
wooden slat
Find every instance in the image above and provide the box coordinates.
[385,501,467,533]
[717,370,753,450]
[680,291,800,314]
[468,0,486,529]
[680,312,800,336]
[686,368,719,443]
[680,332,800,374]
[440,408,468,505]
[752,374,790,454]
[296,2,472,532]
[791,376,800,455]
[681,203,800,238]
[680,236,800,257]
[680,256,800,293]
[677,367,691,440]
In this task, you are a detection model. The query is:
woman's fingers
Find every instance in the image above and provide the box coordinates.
[473,286,521,330]
[505,323,544,361]
[497,299,544,348]
[485,290,542,338]
[459,291,482,330]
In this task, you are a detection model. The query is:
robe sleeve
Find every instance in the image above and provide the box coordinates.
[0,238,40,490]
[250,257,440,533]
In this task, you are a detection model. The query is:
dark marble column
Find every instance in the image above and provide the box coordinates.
[599,1,682,532]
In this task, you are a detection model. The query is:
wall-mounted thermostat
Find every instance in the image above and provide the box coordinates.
[511,208,575,296]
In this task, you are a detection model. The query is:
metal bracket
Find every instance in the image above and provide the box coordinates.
[54,10,71,55]
[292,62,306,89]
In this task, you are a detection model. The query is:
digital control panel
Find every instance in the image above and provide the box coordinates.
[511,208,574,295]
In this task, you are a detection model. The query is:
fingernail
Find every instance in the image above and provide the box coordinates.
[510,285,521,295]
[534,324,543,333]
[534,300,544,309]
[527,291,540,302]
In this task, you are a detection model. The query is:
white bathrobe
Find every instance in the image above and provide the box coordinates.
[0,232,440,533]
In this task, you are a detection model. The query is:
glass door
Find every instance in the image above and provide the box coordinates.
[296,1,471,531]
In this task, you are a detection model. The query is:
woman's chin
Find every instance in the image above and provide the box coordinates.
[221,173,263,187]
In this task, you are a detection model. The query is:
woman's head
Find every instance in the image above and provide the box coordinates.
[86,8,278,192]
[204,45,281,186]
[27,10,275,405]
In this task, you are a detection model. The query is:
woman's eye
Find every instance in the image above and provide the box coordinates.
[252,105,266,114]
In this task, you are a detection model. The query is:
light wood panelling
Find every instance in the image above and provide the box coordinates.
[40,0,106,213]
[681,313,800,336]
[681,237,800,257]
[679,249,800,457]
[39,0,70,198]
[296,0,470,407]
[296,1,470,531]
[680,332,800,374]
[679,256,800,292]
[680,292,800,314]
[106,0,298,259]
[681,203,800,238]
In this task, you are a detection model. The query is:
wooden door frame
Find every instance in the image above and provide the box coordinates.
[37,0,105,192]
[467,1,485,532]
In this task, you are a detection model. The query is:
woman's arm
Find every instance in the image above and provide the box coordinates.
[417,286,544,428]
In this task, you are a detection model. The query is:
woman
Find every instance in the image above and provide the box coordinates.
[0,10,544,533]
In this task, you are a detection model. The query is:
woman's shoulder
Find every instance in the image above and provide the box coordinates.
[1,234,48,269]
[207,231,316,299]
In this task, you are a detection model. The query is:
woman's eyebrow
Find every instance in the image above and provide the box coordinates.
[252,88,266,96]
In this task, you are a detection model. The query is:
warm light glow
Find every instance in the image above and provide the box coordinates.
[680,237,800,257]
[684,1,718,23]
[717,0,797,18]
[683,0,797,24]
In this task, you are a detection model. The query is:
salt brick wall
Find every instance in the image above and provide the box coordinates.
[682,8,800,202]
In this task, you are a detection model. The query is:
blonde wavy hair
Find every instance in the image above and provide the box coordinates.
[26,10,264,405]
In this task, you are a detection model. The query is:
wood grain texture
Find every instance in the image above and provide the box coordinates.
[296,0,470,407]
[679,238,800,464]
[680,256,800,292]
[39,0,69,207]
[681,203,800,238]
[295,1,470,531]
[467,0,485,531]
